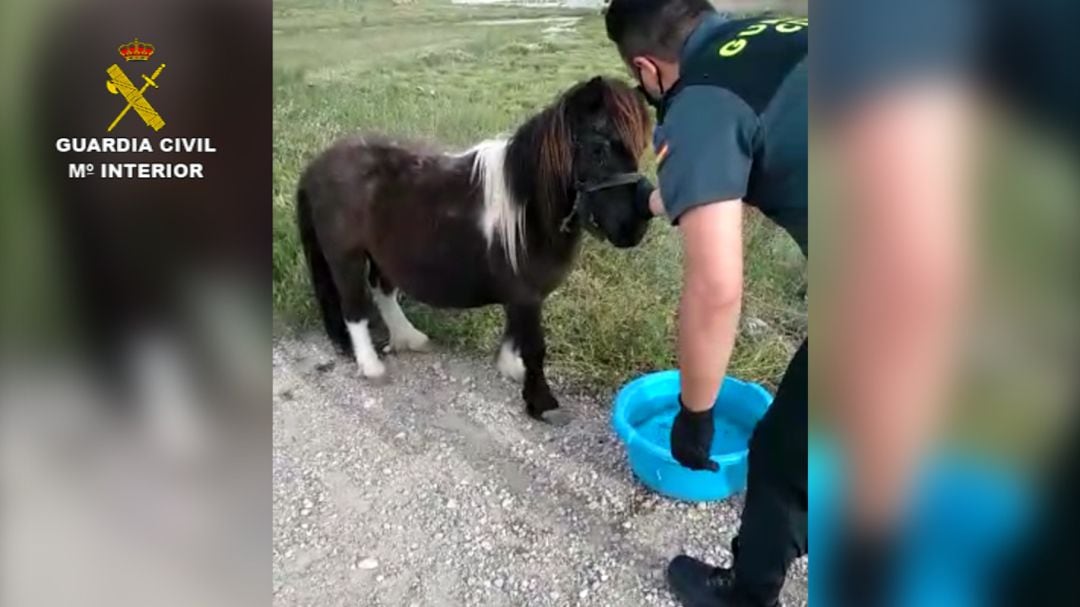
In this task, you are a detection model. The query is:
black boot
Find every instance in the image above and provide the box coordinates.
[667,555,780,607]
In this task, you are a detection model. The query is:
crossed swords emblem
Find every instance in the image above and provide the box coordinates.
[106,63,166,132]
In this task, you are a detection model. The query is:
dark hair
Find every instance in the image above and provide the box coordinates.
[605,0,714,61]
[506,77,651,228]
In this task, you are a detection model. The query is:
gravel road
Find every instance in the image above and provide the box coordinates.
[272,335,808,606]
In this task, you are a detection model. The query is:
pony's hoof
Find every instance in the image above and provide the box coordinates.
[358,360,388,383]
[405,332,432,352]
[388,331,432,353]
[527,391,563,424]
[539,408,572,426]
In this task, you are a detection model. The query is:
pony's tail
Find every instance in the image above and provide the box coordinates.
[297,185,351,355]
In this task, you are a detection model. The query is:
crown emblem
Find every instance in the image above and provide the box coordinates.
[118,38,155,61]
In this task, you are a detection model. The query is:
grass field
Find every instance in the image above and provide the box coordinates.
[272,0,807,390]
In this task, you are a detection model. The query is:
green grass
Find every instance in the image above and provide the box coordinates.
[273,0,806,390]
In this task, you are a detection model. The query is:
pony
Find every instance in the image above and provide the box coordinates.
[296,76,652,424]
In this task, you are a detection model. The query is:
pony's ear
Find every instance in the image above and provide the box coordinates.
[571,76,607,114]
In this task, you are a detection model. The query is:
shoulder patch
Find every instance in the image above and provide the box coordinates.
[656,142,670,165]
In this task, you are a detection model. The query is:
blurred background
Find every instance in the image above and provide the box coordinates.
[812,0,1079,604]
[1,0,269,606]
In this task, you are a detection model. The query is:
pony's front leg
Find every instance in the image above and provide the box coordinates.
[504,303,570,426]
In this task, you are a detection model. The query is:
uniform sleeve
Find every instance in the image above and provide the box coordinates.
[657,85,759,224]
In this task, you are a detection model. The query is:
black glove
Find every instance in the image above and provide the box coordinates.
[633,176,656,220]
[670,396,719,471]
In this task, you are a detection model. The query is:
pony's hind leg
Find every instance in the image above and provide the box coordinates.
[368,261,430,353]
[331,252,386,380]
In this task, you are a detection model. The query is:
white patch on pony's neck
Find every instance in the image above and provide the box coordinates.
[469,139,525,273]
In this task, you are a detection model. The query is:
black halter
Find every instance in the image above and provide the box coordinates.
[560,172,643,234]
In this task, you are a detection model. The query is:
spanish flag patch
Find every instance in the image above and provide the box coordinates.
[656,142,670,166]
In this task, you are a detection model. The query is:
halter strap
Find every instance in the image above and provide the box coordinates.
[560,172,643,234]
[578,172,644,193]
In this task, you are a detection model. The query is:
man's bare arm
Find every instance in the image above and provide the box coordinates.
[677,200,744,412]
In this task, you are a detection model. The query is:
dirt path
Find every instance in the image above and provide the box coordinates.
[272,335,808,606]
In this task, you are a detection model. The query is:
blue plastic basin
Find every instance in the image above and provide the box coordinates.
[612,371,773,502]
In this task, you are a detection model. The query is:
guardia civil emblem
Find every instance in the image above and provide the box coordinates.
[106,38,166,132]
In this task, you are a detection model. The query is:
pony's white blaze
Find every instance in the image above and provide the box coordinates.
[346,319,386,378]
[373,289,430,352]
[497,340,526,382]
[470,139,525,273]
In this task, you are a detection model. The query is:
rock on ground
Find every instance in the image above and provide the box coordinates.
[273,335,807,606]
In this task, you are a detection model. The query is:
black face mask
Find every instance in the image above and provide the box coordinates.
[636,84,662,110]
[634,61,665,110]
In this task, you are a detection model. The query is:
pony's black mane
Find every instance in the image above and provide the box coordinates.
[504,104,573,242]
[502,78,651,246]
